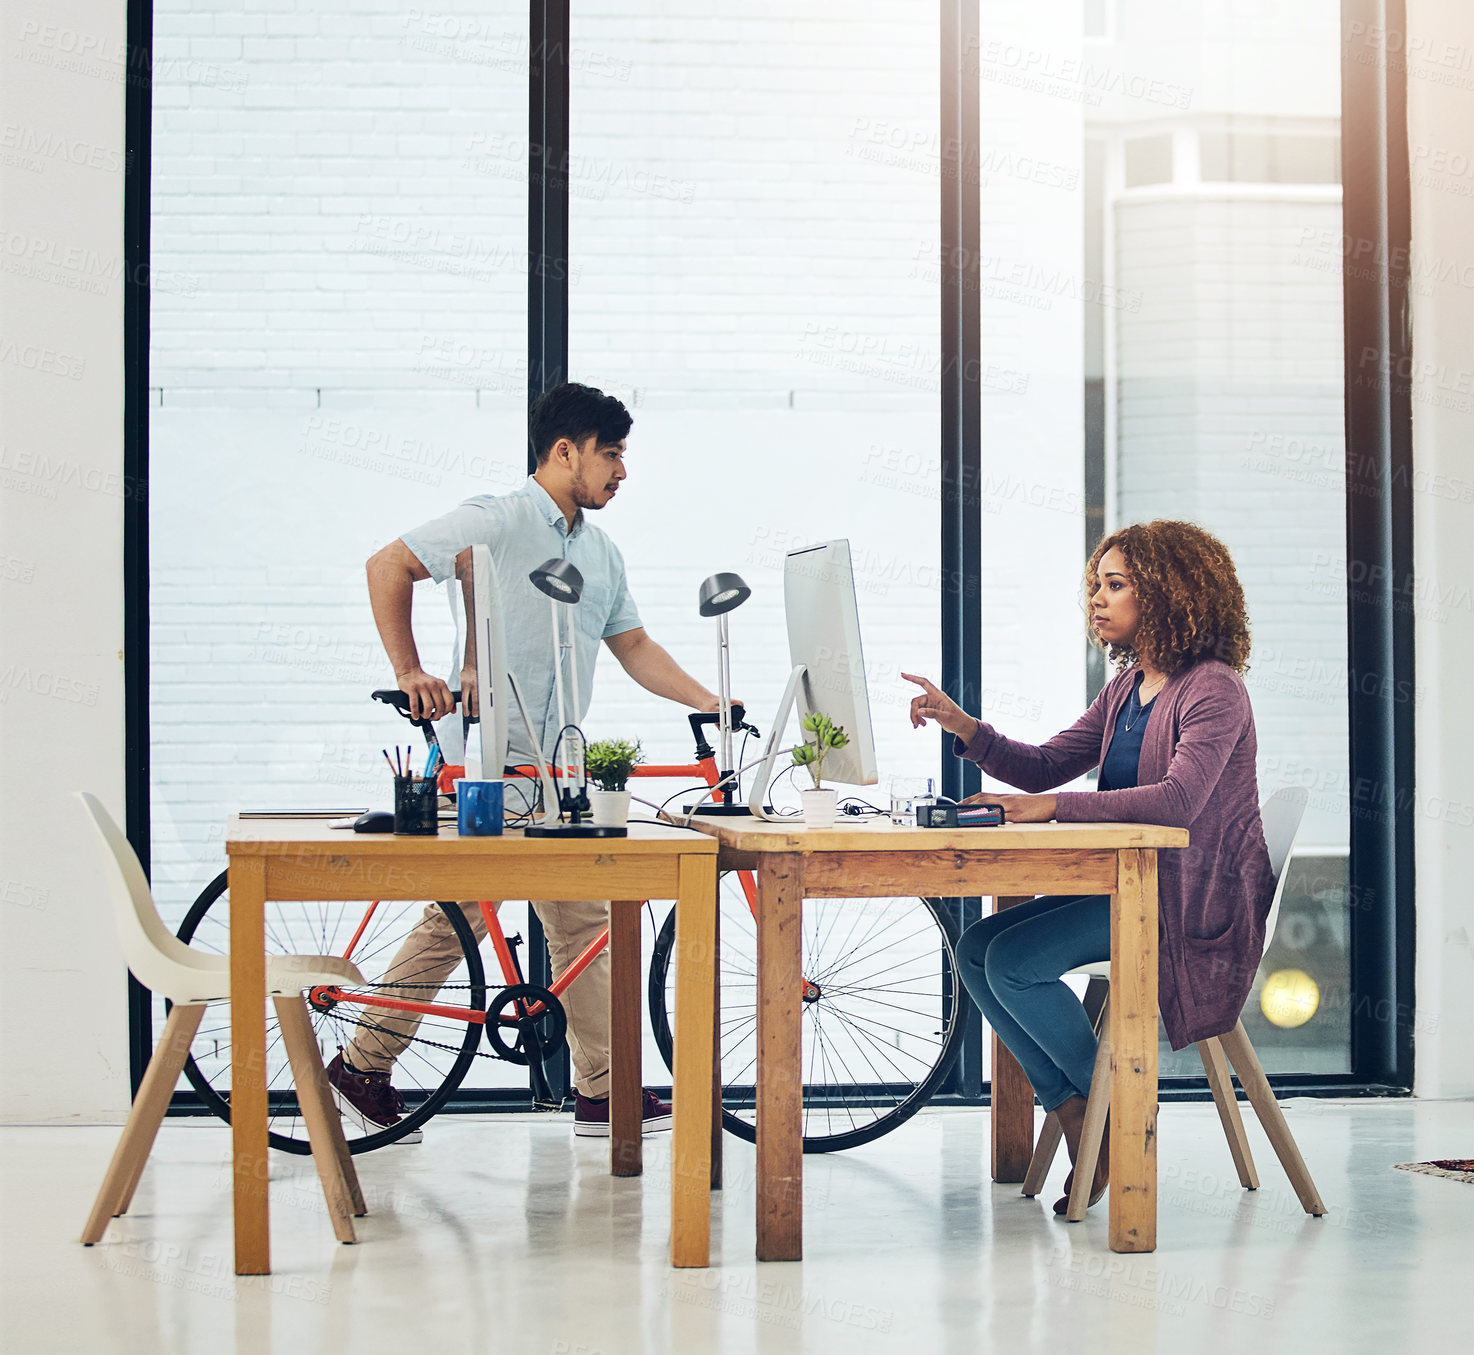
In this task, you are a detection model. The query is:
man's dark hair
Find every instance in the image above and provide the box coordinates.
[528,383,633,465]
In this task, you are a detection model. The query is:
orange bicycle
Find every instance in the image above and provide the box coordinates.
[173,695,964,1155]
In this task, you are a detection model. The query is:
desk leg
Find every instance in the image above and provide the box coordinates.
[229,857,270,1275]
[990,895,1036,1183]
[755,853,804,1262]
[1110,848,1158,1253]
[711,896,723,1191]
[671,855,716,1268]
[609,901,643,1177]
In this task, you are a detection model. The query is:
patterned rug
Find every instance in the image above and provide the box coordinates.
[1393,1159,1474,1184]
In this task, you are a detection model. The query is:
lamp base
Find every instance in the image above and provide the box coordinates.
[523,823,628,838]
[686,803,756,817]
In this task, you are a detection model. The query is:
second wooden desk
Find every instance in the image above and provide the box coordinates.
[687,816,1188,1259]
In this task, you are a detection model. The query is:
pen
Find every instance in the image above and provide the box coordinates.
[381,749,397,776]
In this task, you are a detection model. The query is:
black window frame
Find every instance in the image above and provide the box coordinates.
[127,0,1413,1104]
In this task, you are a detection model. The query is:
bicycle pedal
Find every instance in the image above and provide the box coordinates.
[532,1099,565,1113]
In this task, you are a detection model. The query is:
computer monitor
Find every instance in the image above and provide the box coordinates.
[785,539,879,784]
[455,545,557,814]
[455,544,510,781]
[748,538,879,817]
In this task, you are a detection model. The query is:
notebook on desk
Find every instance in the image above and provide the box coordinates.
[238,809,369,819]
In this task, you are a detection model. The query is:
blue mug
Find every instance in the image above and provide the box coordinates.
[455,779,505,836]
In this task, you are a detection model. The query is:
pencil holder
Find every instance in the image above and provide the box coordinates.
[393,776,439,836]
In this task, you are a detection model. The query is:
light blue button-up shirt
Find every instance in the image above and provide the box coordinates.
[401,477,642,761]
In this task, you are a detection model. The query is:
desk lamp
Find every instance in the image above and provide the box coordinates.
[523,557,625,839]
[689,571,753,816]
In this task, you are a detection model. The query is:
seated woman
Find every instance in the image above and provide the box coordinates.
[903,519,1273,1216]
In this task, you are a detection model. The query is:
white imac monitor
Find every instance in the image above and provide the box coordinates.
[456,545,558,814]
[785,540,879,784]
[748,538,879,817]
[455,544,510,780]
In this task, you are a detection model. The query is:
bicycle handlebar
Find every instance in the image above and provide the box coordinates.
[686,706,759,762]
[372,687,467,731]
[374,688,758,764]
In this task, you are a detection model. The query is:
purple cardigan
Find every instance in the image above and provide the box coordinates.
[955,659,1273,1049]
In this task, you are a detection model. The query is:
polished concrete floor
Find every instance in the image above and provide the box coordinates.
[3,1098,1469,1353]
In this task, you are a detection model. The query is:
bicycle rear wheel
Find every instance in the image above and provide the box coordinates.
[174,870,487,1154]
[649,877,964,1152]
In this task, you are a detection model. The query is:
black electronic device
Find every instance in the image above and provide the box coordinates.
[352,809,396,833]
[918,801,1006,828]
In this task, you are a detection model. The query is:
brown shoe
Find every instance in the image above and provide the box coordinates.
[326,1049,422,1143]
[1053,1168,1109,1215]
[573,1090,673,1137]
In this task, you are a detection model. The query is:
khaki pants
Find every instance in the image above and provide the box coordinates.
[342,898,611,1100]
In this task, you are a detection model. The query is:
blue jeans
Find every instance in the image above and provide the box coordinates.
[955,894,1110,1113]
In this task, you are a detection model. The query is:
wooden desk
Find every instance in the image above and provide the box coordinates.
[224,818,719,1274]
[687,817,1188,1258]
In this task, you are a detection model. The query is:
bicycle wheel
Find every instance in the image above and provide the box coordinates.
[174,870,487,1154]
[649,876,964,1152]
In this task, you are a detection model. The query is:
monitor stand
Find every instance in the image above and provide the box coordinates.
[687,803,755,816]
[747,664,807,822]
[506,673,559,818]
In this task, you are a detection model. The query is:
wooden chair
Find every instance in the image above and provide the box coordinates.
[1022,786,1327,1222]
[76,792,368,1246]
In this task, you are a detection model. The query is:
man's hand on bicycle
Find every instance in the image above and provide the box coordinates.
[458,664,479,719]
[396,667,456,722]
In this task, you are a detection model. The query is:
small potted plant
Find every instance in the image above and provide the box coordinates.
[584,737,644,828]
[790,712,849,828]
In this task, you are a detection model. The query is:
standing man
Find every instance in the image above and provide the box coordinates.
[328,382,721,1139]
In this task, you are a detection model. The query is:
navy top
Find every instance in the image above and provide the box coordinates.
[1098,676,1155,791]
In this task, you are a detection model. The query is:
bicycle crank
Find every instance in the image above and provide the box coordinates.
[484,983,567,1065]
[307,984,344,1014]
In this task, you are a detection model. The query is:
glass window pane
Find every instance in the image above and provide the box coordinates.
[1201,130,1341,184]
[150,2,531,1090]
[979,0,1350,1078]
[570,3,942,1086]
[570,3,941,799]
[1124,134,1174,187]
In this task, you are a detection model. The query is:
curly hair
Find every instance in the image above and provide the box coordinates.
[1085,520,1252,675]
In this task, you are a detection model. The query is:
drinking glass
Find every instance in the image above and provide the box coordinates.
[889,776,936,826]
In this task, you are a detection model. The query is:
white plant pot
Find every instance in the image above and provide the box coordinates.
[589,788,632,828]
[800,788,837,829]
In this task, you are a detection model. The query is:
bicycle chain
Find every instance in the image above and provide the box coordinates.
[355,982,478,990]
[345,981,535,1061]
[343,1008,502,1061]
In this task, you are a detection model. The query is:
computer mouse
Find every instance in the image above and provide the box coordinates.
[353,810,395,833]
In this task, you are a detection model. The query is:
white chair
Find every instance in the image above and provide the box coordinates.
[1022,786,1327,1222]
[76,792,369,1245]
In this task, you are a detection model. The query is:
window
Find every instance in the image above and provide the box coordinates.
[975,0,1351,1076]
[149,0,532,1093]
[1200,130,1342,184]
[1123,134,1174,188]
